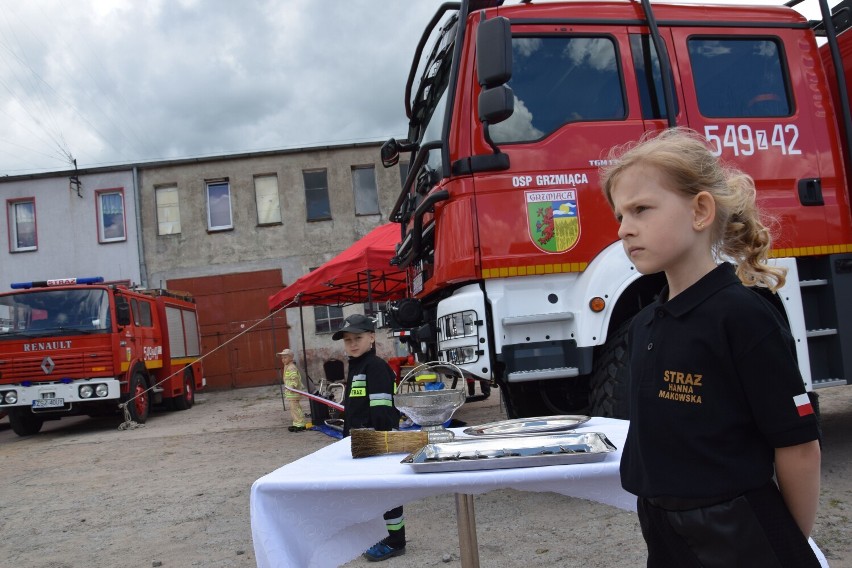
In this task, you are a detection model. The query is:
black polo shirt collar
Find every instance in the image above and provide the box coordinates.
[638,263,737,326]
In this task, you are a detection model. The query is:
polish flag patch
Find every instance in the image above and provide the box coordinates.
[794,393,814,417]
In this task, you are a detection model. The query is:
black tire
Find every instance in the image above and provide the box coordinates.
[9,409,45,436]
[173,369,195,411]
[125,370,150,423]
[590,319,631,419]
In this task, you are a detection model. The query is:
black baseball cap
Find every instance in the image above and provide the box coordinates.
[332,313,376,340]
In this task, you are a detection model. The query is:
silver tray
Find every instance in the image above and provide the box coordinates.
[462,415,590,437]
[401,432,616,473]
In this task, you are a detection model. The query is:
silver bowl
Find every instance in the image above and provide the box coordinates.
[394,387,466,442]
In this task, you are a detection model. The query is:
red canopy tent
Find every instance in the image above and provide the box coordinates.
[268,222,489,403]
[268,223,408,310]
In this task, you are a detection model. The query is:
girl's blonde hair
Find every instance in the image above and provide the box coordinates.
[600,127,786,291]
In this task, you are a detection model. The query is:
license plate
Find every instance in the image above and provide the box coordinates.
[32,398,64,409]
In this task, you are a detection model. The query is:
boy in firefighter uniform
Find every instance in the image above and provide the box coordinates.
[333,313,405,562]
[279,348,306,432]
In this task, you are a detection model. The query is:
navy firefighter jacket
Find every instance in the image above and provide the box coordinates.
[342,350,400,437]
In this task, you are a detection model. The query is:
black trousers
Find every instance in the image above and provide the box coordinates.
[637,482,820,568]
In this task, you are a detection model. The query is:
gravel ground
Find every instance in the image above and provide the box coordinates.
[0,383,849,568]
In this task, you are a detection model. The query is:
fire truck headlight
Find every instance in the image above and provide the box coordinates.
[95,384,109,398]
[438,310,477,340]
[2,390,17,404]
[79,385,94,399]
[442,346,479,364]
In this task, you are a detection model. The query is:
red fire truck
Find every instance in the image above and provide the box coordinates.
[0,277,204,436]
[382,0,852,418]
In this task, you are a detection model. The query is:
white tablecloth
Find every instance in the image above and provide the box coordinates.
[250,417,633,568]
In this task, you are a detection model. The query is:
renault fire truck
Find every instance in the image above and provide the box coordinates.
[382,0,852,418]
[0,277,204,435]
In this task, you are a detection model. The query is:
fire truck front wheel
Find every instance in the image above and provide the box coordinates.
[8,409,45,437]
[126,370,151,423]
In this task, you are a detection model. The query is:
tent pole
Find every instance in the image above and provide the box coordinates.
[272,308,287,415]
[299,303,314,391]
[366,269,373,315]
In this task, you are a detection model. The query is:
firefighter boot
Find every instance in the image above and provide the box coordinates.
[363,538,406,562]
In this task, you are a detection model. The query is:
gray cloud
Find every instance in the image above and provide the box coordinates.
[0,0,446,174]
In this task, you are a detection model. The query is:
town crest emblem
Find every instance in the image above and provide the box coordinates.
[526,189,580,253]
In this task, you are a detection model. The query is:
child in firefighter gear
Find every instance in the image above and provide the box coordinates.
[601,127,823,567]
[333,314,406,562]
[279,348,306,432]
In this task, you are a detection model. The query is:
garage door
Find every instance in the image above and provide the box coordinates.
[168,269,288,390]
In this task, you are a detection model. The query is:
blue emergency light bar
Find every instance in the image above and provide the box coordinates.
[10,276,105,289]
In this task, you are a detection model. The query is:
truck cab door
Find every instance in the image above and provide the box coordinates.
[668,24,842,249]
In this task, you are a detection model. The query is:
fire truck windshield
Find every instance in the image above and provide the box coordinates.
[0,288,111,338]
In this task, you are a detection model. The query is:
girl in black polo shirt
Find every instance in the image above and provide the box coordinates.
[601,128,823,567]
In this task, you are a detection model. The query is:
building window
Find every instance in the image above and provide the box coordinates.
[207,180,233,231]
[7,198,37,252]
[254,174,281,225]
[314,305,344,334]
[399,162,410,190]
[352,165,379,215]
[155,185,181,235]
[96,189,126,243]
[303,169,331,221]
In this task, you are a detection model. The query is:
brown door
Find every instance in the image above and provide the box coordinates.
[168,269,288,390]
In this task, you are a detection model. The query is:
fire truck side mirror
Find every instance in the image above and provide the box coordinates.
[381,139,401,168]
[476,16,512,89]
[479,84,515,125]
[381,138,417,169]
[115,297,132,326]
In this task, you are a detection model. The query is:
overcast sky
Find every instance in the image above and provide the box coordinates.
[0,0,809,176]
[0,0,450,176]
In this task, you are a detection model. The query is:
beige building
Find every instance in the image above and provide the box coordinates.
[136,141,408,388]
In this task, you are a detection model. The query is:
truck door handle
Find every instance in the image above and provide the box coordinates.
[798,178,824,206]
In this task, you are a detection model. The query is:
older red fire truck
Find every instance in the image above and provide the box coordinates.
[0,277,204,435]
[382,0,852,418]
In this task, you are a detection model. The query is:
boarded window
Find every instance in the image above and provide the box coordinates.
[352,165,379,215]
[156,186,181,235]
[255,175,282,225]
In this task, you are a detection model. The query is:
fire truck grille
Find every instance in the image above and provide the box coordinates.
[0,352,115,381]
